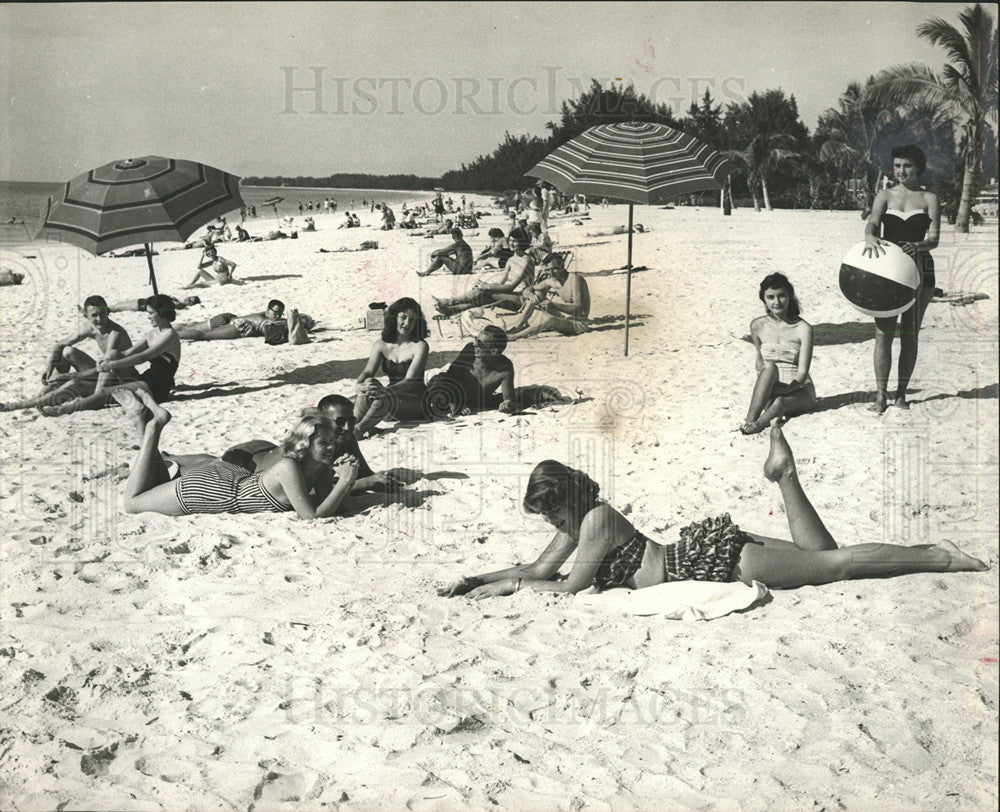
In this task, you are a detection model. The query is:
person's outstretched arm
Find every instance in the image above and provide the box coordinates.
[270,455,359,519]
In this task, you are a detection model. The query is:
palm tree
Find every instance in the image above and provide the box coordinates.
[868,4,997,232]
[725,91,806,211]
[818,79,956,212]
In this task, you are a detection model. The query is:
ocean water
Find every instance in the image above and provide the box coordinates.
[0,181,454,248]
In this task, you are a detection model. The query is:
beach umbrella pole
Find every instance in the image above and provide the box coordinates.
[624,204,635,356]
[144,243,159,295]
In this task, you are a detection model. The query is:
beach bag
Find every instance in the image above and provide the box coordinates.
[262,321,289,345]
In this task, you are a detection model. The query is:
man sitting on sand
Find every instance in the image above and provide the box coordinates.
[504,254,590,340]
[431,234,535,316]
[418,228,474,276]
[175,300,287,341]
[0,294,136,413]
[424,326,515,417]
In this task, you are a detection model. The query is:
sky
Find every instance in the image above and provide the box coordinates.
[0,1,971,182]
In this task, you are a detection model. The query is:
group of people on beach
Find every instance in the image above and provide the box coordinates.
[3,148,987,608]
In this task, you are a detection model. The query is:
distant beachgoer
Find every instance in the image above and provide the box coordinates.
[527,223,553,263]
[432,234,535,316]
[438,425,988,599]
[183,236,237,288]
[303,217,316,232]
[236,225,251,241]
[740,274,816,435]
[109,295,200,313]
[473,228,513,269]
[0,294,135,413]
[113,398,359,518]
[584,223,645,237]
[862,144,940,414]
[0,268,25,286]
[354,297,430,437]
[418,228,474,276]
[175,300,287,341]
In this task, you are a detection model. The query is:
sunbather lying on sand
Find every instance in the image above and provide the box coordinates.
[439,425,988,599]
[163,395,400,492]
[113,392,359,518]
[175,300,299,341]
[584,223,646,237]
[108,295,200,313]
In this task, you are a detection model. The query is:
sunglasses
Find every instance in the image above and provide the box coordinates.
[327,414,355,429]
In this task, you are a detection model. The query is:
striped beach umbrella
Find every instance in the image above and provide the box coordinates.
[526,121,733,354]
[36,156,244,294]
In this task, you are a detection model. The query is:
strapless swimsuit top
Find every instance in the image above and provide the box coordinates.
[882,209,931,245]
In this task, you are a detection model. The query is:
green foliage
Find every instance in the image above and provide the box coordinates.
[242,173,440,190]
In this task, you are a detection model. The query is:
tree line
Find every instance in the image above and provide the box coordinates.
[444,3,995,233]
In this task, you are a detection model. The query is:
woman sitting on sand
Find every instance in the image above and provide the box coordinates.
[740,273,815,435]
[354,297,431,437]
[439,425,987,599]
[183,237,237,288]
[40,294,182,415]
[113,391,358,518]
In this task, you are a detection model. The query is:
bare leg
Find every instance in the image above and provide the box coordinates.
[744,362,779,427]
[893,287,933,409]
[763,425,837,551]
[121,406,179,512]
[870,315,897,413]
[111,389,149,437]
[735,426,988,587]
[753,388,816,428]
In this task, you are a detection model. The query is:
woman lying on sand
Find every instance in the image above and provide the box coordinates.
[355,297,430,437]
[113,391,358,518]
[740,273,815,435]
[164,395,400,492]
[439,425,987,599]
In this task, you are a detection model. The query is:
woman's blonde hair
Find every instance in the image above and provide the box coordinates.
[281,408,333,461]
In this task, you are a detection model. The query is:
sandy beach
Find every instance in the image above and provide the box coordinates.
[0,200,997,810]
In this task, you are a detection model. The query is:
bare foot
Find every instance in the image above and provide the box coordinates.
[936,540,989,572]
[740,420,766,436]
[868,395,888,415]
[763,424,797,482]
[893,397,910,410]
[132,389,171,426]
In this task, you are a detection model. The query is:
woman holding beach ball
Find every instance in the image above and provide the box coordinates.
[862,144,940,413]
[740,273,815,435]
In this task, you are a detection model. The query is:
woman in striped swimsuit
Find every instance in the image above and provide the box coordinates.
[439,425,987,598]
[113,389,358,519]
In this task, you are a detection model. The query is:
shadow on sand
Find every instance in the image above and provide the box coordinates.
[740,320,873,347]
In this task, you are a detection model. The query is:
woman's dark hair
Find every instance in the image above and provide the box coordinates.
[758,273,801,320]
[523,460,600,519]
[488,227,505,239]
[381,296,430,342]
[891,144,927,174]
[145,293,177,323]
[267,299,285,312]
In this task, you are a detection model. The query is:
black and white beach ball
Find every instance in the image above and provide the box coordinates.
[839,241,920,317]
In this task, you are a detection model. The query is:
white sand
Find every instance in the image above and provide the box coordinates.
[1,201,997,810]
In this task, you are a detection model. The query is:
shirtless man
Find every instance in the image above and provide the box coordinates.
[418,228,472,275]
[175,300,285,341]
[0,295,136,412]
[425,326,515,417]
[431,235,535,316]
[506,257,590,340]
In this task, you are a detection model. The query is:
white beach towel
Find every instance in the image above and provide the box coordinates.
[574,580,769,620]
